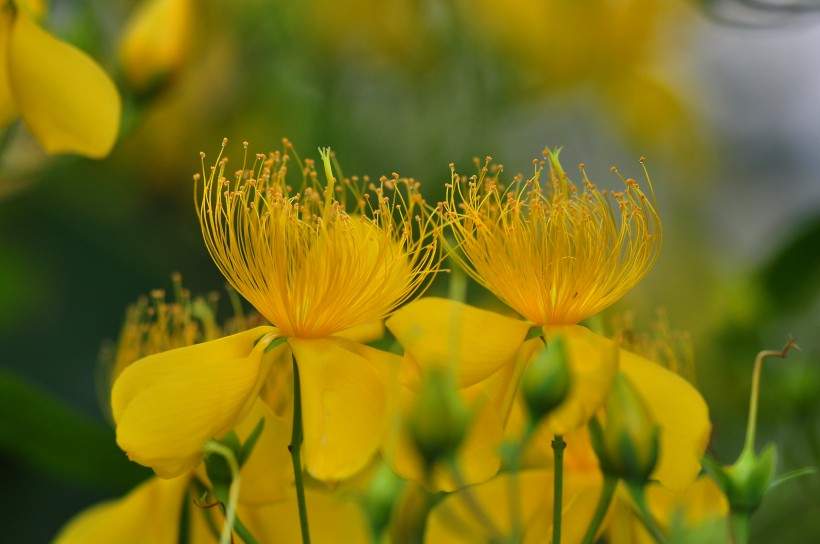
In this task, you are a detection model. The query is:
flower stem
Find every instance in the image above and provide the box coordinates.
[627,483,666,544]
[580,477,618,544]
[552,434,566,544]
[290,356,311,544]
[729,511,750,544]
[745,339,797,452]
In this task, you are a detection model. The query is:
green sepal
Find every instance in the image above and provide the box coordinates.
[704,444,779,514]
[264,335,288,352]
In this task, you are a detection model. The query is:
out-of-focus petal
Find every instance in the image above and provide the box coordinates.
[289,337,390,481]
[112,326,278,478]
[0,13,17,127]
[540,325,619,435]
[620,348,711,490]
[387,297,530,387]
[384,381,504,491]
[54,476,188,544]
[425,469,602,543]
[235,400,294,505]
[8,12,120,157]
[119,0,192,92]
[607,477,728,544]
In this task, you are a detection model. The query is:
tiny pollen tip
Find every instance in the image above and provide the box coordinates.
[221,137,228,146]
[242,141,249,148]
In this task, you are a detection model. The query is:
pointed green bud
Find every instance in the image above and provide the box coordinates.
[703,446,777,515]
[521,336,571,423]
[363,463,405,539]
[407,368,469,471]
[589,373,659,484]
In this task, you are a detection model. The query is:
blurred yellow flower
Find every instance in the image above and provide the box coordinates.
[113,141,439,481]
[119,0,192,93]
[0,1,120,157]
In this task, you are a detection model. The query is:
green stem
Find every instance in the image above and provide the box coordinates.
[552,435,566,544]
[729,511,750,544]
[580,477,618,544]
[290,356,311,544]
[627,483,666,544]
[744,341,797,452]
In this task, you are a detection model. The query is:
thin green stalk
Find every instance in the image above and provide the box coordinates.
[203,441,240,544]
[290,356,311,544]
[744,340,797,452]
[580,477,618,544]
[729,511,750,544]
[552,435,566,544]
[627,483,666,544]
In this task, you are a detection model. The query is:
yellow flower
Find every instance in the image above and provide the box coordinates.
[58,283,294,543]
[119,0,192,93]
[446,149,660,326]
[113,140,439,481]
[0,1,120,157]
[388,150,707,490]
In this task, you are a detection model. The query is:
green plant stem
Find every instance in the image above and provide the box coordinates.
[552,434,566,544]
[580,477,618,544]
[729,511,750,544]
[290,356,311,544]
[627,483,666,544]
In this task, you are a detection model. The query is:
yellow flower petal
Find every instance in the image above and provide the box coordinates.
[112,326,277,478]
[193,487,369,544]
[607,477,728,544]
[387,297,530,387]
[54,476,188,544]
[234,400,294,505]
[425,469,602,543]
[8,12,120,157]
[540,325,619,435]
[0,13,17,127]
[119,0,192,92]
[620,348,711,490]
[333,319,385,344]
[289,337,390,481]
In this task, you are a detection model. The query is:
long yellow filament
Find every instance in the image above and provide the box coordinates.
[444,149,662,326]
[194,139,439,338]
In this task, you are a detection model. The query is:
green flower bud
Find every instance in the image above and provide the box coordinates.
[362,463,405,539]
[703,446,777,515]
[589,373,659,484]
[407,368,469,471]
[521,336,571,423]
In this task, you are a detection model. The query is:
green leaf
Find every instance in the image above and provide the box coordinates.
[769,466,817,490]
[0,368,149,490]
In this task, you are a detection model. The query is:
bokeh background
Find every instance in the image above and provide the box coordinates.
[1,0,818,541]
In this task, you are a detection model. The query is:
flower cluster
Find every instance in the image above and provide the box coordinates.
[55,141,791,544]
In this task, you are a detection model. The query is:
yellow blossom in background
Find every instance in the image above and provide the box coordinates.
[119,0,193,93]
[112,140,439,483]
[0,1,120,158]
